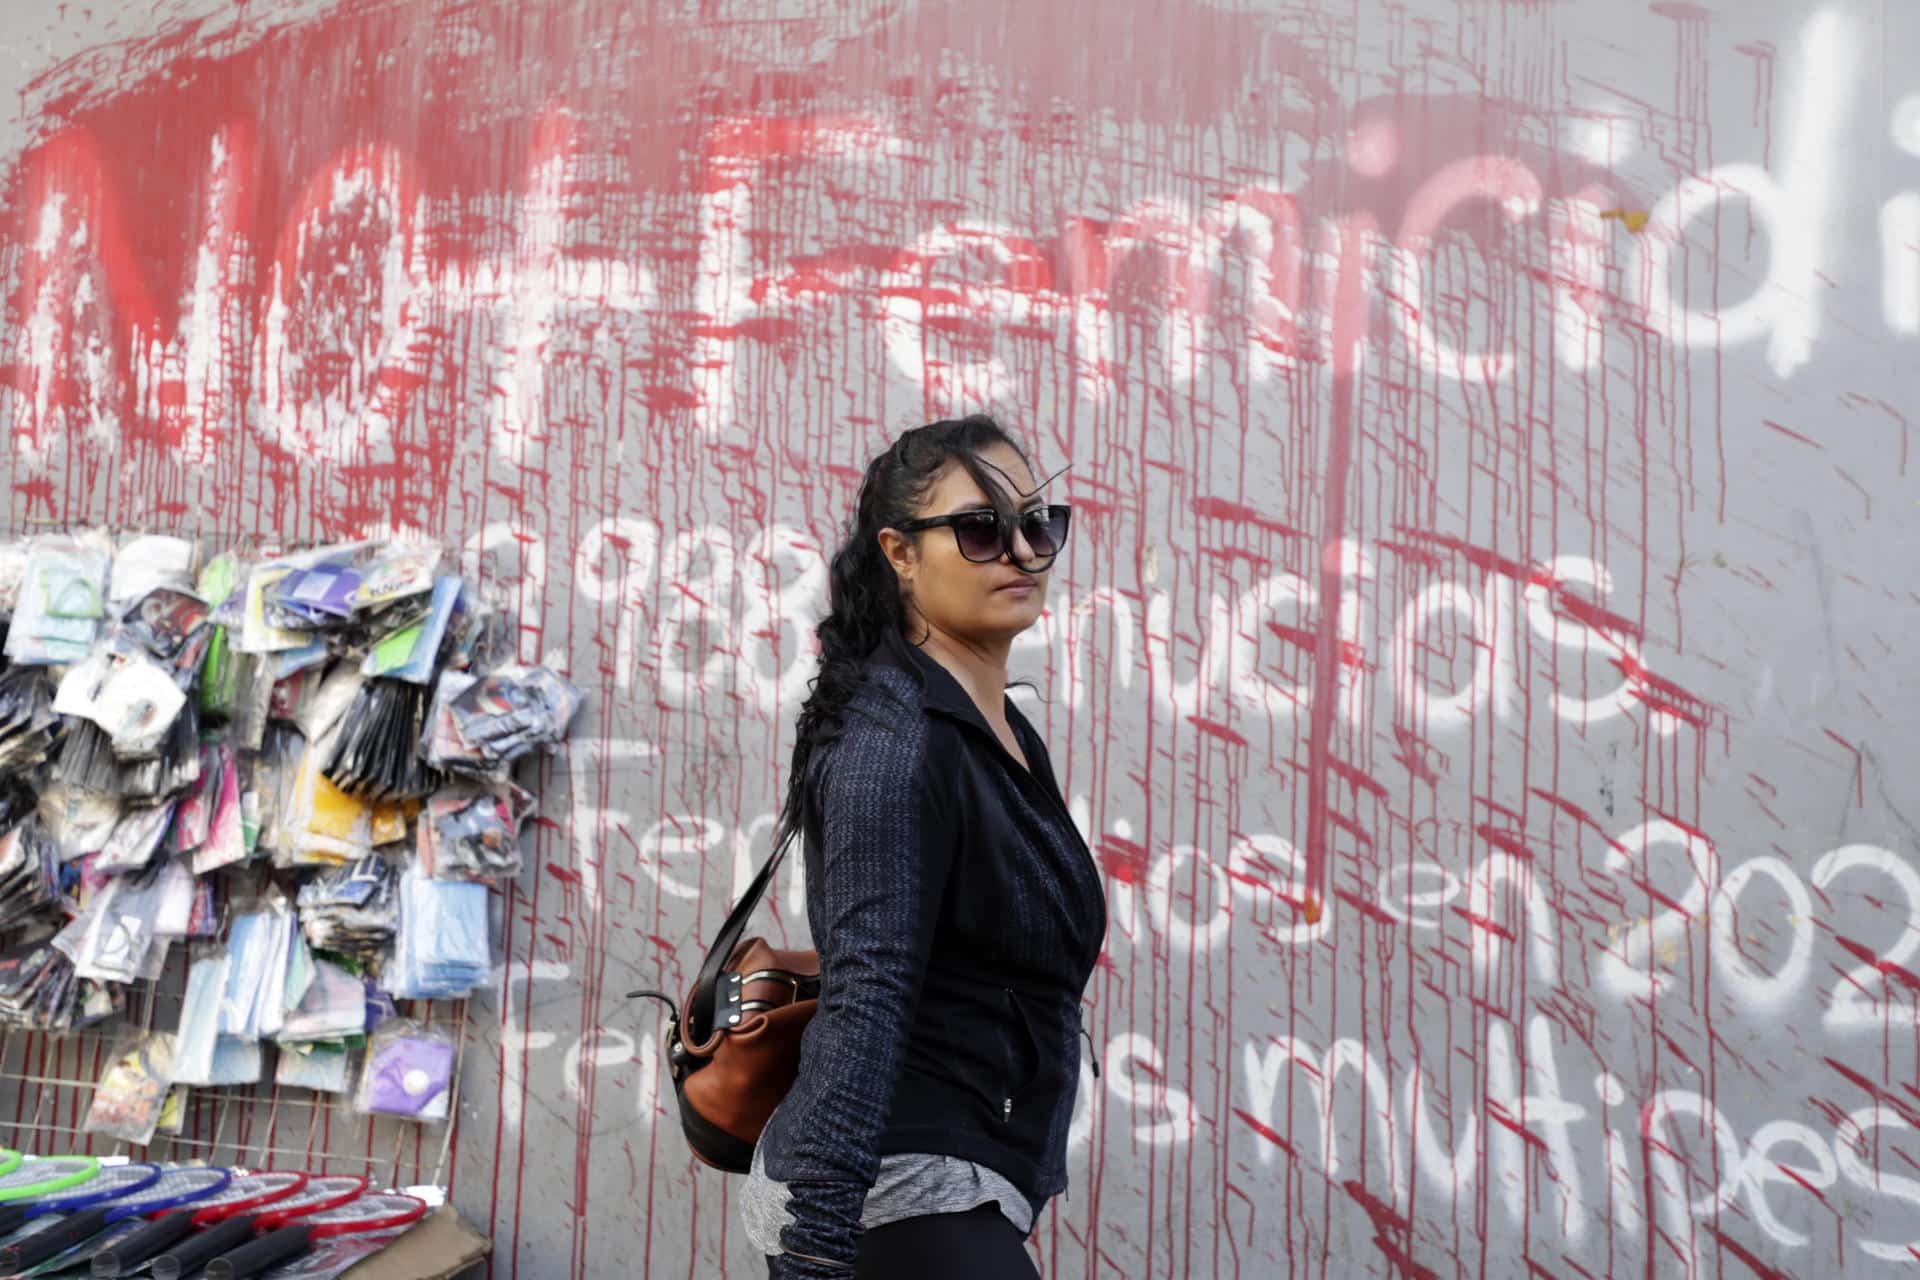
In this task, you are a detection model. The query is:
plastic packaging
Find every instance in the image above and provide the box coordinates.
[5,533,112,666]
[220,895,296,1040]
[0,667,60,773]
[189,751,248,876]
[83,1032,175,1145]
[354,1019,454,1121]
[276,1044,353,1093]
[52,869,169,983]
[323,681,440,801]
[384,862,490,999]
[424,666,582,774]
[0,820,60,931]
[107,534,196,610]
[277,958,367,1043]
[297,855,399,961]
[421,783,534,881]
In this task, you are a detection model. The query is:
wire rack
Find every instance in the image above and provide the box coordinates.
[0,949,469,1192]
[0,520,486,1195]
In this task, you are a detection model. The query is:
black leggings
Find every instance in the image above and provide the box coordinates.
[852,1204,1039,1279]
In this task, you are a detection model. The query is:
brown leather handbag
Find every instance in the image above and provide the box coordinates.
[630,836,818,1172]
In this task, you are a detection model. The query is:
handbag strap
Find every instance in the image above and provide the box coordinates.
[678,828,798,1049]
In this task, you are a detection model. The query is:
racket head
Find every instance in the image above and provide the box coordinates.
[40,1162,164,1213]
[103,1167,232,1219]
[249,1175,368,1231]
[0,1156,101,1202]
[186,1172,309,1227]
[294,1194,428,1240]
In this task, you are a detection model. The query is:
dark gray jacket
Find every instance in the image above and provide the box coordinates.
[758,631,1108,1276]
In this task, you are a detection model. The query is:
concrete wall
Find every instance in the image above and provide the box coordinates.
[1,0,1916,1274]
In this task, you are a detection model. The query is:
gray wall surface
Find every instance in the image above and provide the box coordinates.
[0,0,1916,1275]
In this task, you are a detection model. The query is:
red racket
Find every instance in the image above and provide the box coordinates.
[149,1175,366,1280]
[205,1193,428,1279]
[91,1171,309,1277]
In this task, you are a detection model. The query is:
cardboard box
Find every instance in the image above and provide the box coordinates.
[338,1205,491,1280]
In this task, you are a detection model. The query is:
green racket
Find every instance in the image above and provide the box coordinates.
[0,1157,102,1203]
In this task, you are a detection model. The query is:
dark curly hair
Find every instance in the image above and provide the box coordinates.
[771,414,1035,858]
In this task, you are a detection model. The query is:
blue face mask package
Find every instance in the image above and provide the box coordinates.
[384,863,491,1000]
[5,534,112,666]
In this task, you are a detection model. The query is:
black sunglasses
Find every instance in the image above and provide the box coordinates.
[895,503,1073,569]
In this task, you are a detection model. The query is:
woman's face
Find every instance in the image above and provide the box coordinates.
[890,442,1052,645]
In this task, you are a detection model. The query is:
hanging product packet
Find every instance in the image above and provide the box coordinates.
[0,667,60,772]
[364,576,462,684]
[94,801,174,874]
[353,547,439,609]
[422,783,535,881]
[273,564,362,624]
[196,553,245,716]
[297,855,399,960]
[106,533,195,610]
[52,867,170,984]
[276,1043,354,1093]
[190,750,249,875]
[424,666,582,775]
[220,894,298,1040]
[0,821,60,931]
[37,780,120,860]
[171,947,229,1086]
[386,862,490,999]
[83,1031,175,1145]
[5,532,112,666]
[354,1018,455,1122]
[277,957,368,1042]
[0,541,29,615]
[325,681,440,801]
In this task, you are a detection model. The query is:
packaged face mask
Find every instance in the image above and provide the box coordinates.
[276,1043,353,1093]
[5,534,111,666]
[383,862,490,999]
[354,1019,455,1121]
[277,958,368,1043]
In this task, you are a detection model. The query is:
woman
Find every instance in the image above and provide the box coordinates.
[743,416,1109,1278]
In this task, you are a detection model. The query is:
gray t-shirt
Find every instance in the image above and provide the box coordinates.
[742,1142,1034,1259]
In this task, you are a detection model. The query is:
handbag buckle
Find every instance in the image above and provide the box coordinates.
[719,971,746,1027]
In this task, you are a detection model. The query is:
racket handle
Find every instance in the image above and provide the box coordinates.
[0,1204,27,1235]
[0,1203,112,1271]
[152,1213,256,1280]
[91,1209,198,1277]
[205,1224,315,1280]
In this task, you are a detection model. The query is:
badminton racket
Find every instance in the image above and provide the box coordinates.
[0,1162,159,1235]
[0,1157,99,1205]
[149,1175,365,1280]
[90,1171,307,1278]
[0,1166,233,1272]
[205,1194,427,1280]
